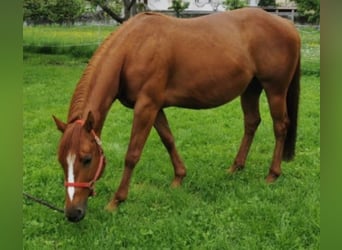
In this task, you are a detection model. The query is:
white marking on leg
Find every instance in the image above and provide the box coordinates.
[67,153,76,202]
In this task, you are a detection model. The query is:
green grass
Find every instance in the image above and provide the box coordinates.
[299,28,320,77]
[23,25,115,58]
[23,26,320,249]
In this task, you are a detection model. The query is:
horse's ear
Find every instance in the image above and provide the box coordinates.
[53,115,66,132]
[85,111,95,132]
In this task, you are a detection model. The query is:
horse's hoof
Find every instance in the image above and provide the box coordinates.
[227,164,244,174]
[227,167,236,174]
[171,177,182,188]
[265,173,279,183]
[105,199,120,212]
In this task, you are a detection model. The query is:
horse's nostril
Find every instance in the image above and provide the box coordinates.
[66,208,85,223]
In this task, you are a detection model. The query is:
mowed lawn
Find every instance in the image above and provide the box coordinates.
[23,24,320,249]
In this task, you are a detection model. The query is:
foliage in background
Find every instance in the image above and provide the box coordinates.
[23,0,320,24]
[258,0,276,7]
[23,0,137,24]
[23,0,86,25]
[294,0,320,24]
[168,0,190,17]
[23,0,49,24]
[224,0,246,10]
[88,0,137,23]
[51,0,85,24]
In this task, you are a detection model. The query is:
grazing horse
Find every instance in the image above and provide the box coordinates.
[53,8,300,222]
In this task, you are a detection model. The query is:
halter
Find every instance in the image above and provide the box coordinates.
[64,119,106,196]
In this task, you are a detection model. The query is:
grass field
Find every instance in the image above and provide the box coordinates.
[23,25,115,58]
[23,24,320,249]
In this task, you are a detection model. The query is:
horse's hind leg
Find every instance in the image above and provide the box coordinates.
[229,78,262,173]
[154,110,186,187]
[263,85,290,183]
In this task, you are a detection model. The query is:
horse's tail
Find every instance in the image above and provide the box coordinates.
[283,55,300,161]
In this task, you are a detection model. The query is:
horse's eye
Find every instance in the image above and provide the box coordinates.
[82,155,92,166]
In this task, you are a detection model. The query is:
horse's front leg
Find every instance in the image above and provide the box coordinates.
[154,109,186,187]
[106,97,159,211]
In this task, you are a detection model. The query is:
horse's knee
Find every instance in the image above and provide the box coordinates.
[161,134,175,151]
[125,150,140,169]
[245,116,261,135]
[273,118,289,139]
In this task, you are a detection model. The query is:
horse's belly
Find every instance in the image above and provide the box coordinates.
[163,61,253,109]
[164,80,248,109]
[165,95,236,109]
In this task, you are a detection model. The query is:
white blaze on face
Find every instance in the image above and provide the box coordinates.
[66,153,76,201]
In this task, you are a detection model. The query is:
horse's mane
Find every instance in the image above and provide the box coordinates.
[66,13,171,124]
[66,23,130,124]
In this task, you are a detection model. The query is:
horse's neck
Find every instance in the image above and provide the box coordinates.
[68,51,122,134]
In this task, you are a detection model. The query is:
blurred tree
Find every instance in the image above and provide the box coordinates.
[23,0,139,24]
[294,0,320,23]
[258,0,276,6]
[23,0,85,25]
[88,0,138,23]
[168,0,189,17]
[23,0,50,24]
[52,0,84,25]
[224,0,246,10]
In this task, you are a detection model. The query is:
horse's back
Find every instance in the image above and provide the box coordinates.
[117,8,300,108]
[122,8,300,74]
[129,8,298,37]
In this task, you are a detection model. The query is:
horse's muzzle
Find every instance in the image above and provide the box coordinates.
[65,206,86,223]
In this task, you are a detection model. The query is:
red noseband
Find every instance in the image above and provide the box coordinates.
[64,119,106,196]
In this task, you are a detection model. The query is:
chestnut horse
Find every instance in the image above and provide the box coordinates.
[53,8,300,222]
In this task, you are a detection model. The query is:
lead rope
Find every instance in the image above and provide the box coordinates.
[23,192,64,214]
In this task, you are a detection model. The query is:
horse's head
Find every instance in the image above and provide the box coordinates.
[53,112,106,222]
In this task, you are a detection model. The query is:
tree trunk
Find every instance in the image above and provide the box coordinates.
[97,0,137,24]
